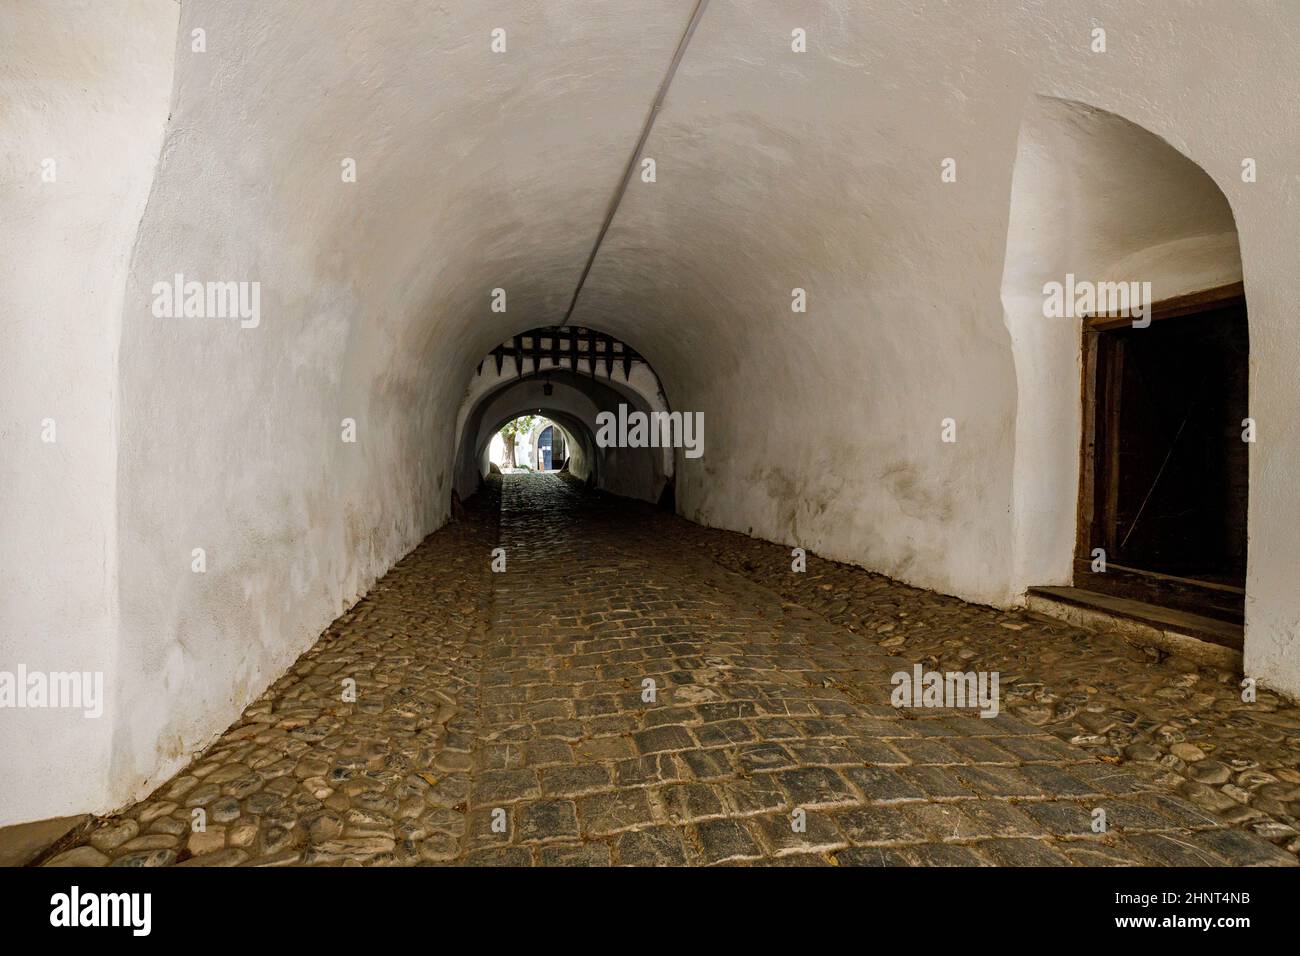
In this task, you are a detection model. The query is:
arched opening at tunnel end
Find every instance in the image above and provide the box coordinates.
[453,327,676,508]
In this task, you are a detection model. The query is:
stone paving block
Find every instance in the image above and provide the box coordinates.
[633,725,696,754]
[907,719,960,738]
[895,738,964,765]
[659,782,727,824]
[541,764,612,798]
[476,743,526,772]
[720,775,788,816]
[752,852,833,866]
[523,739,574,767]
[680,748,734,781]
[1061,843,1144,867]
[1102,799,1182,833]
[575,735,637,761]
[1020,800,1098,837]
[585,717,639,738]
[463,847,532,867]
[951,766,1044,798]
[942,715,1007,737]
[575,696,619,718]
[1017,764,1099,797]
[416,831,460,862]
[844,738,909,766]
[473,768,541,804]
[776,767,860,808]
[946,736,1017,765]
[833,805,928,845]
[843,766,927,804]
[975,838,1072,867]
[691,818,764,865]
[514,799,581,844]
[693,720,759,747]
[902,843,989,866]
[834,846,912,866]
[788,742,861,766]
[854,716,919,738]
[903,802,989,842]
[750,717,804,740]
[992,736,1080,763]
[1067,762,1151,795]
[979,714,1047,736]
[956,799,1048,839]
[1122,833,1224,866]
[614,825,690,866]
[697,701,762,722]
[524,699,575,721]
[813,699,857,718]
[579,789,657,837]
[643,706,700,728]
[1191,827,1298,866]
[614,753,688,787]
[751,810,848,856]
[795,717,853,739]
[733,742,799,773]
[465,806,513,848]
[538,843,612,867]
[1132,792,1225,830]
[896,766,978,799]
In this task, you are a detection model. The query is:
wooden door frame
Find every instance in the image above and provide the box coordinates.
[1074,281,1246,571]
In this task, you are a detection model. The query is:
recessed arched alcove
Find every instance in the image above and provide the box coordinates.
[1000,95,1247,637]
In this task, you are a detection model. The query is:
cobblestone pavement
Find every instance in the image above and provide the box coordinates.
[666,512,1300,855]
[48,474,1298,866]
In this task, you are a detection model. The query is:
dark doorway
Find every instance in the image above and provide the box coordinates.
[537,424,566,471]
[1075,286,1248,630]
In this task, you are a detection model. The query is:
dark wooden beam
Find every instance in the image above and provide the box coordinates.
[1085,281,1245,332]
[480,326,646,380]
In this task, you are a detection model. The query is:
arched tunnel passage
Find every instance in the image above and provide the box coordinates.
[484,410,596,482]
[454,327,675,506]
[6,1,1300,877]
[486,414,578,474]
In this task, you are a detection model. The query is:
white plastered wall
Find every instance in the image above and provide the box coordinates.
[0,0,179,825]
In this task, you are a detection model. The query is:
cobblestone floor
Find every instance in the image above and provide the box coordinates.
[48,474,1299,866]
[670,512,1300,854]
